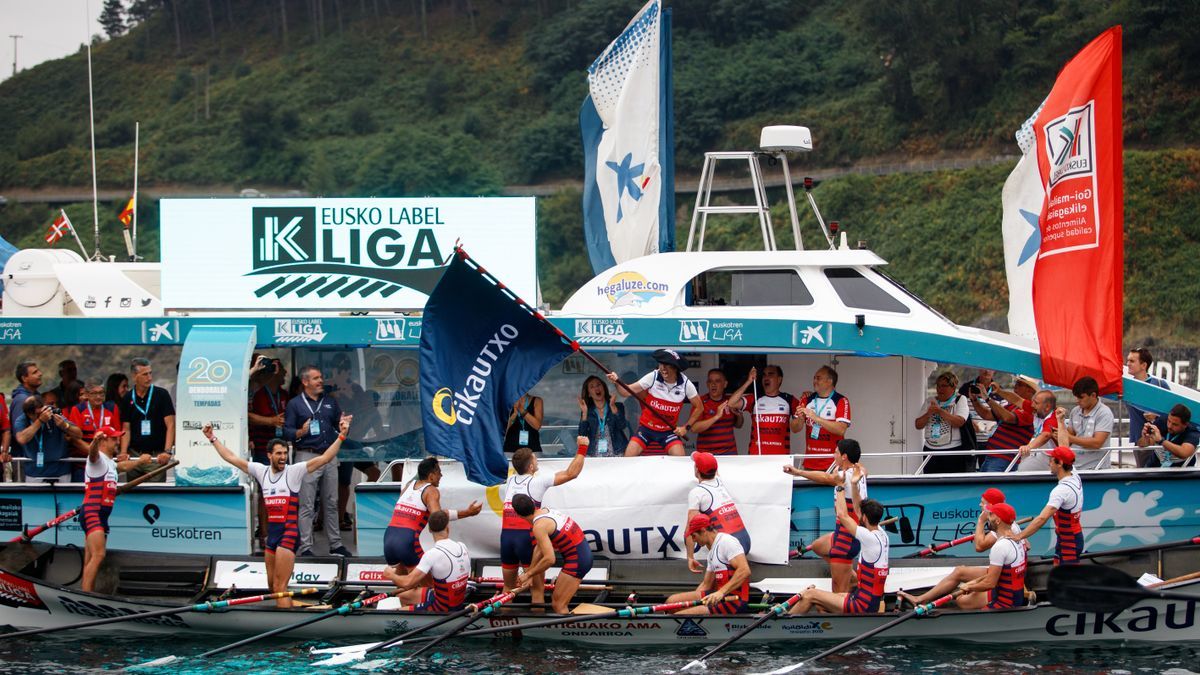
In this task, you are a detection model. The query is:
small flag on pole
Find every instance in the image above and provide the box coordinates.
[44,211,73,245]
[118,197,135,227]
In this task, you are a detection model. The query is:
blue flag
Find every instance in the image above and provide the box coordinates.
[420,252,575,486]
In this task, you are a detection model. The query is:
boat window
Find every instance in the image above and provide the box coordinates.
[688,270,814,307]
[824,268,910,313]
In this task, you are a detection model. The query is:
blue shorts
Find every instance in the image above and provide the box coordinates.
[728,528,752,556]
[500,528,535,569]
[630,426,683,455]
[266,520,299,553]
[560,540,594,579]
[829,519,860,563]
[384,525,423,567]
[81,505,111,536]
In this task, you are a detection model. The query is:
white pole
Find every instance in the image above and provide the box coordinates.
[127,121,139,260]
[65,210,89,258]
[752,377,762,455]
[85,0,100,259]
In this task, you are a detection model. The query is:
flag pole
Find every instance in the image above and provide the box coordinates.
[131,121,139,261]
[454,246,678,431]
[65,210,89,258]
[85,0,101,260]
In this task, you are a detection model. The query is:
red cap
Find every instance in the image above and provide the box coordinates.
[981,488,1006,505]
[686,513,713,537]
[985,502,1017,525]
[96,425,124,438]
[1048,445,1076,466]
[692,451,718,475]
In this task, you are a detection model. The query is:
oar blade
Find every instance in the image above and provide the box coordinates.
[310,641,383,656]
[1047,564,1146,613]
[313,651,368,667]
[128,655,179,669]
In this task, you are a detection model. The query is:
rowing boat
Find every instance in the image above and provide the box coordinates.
[2,542,1197,644]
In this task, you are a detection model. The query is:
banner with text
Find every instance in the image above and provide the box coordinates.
[356,455,793,564]
[174,325,256,486]
[160,198,536,310]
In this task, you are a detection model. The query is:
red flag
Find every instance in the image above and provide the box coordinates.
[118,197,135,227]
[44,211,73,245]
[1030,26,1123,394]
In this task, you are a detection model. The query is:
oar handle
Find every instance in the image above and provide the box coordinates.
[401,589,526,661]
[203,587,319,610]
[916,590,962,615]
[115,460,180,495]
[912,516,1037,557]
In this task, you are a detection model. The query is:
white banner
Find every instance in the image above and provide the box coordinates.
[160,197,536,311]
[1001,103,1046,340]
[402,455,793,564]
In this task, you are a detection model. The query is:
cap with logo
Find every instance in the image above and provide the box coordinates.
[652,348,688,372]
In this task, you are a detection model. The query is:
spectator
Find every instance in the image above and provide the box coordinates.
[1125,347,1171,466]
[504,395,544,454]
[0,393,11,469]
[690,368,752,456]
[49,359,81,409]
[249,359,289,463]
[1017,390,1061,470]
[577,375,629,457]
[961,369,1003,446]
[118,358,175,481]
[10,361,43,440]
[41,390,60,409]
[726,365,801,458]
[284,365,350,557]
[976,375,1039,472]
[67,384,122,482]
[797,366,852,470]
[14,395,81,483]
[1061,376,1114,470]
[104,372,129,407]
[1137,403,1198,468]
[914,371,971,473]
[329,354,382,532]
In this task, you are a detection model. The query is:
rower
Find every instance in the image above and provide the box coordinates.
[385,510,471,612]
[1013,413,1083,564]
[667,513,751,615]
[81,426,152,593]
[513,493,592,614]
[783,438,867,593]
[899,502,1027,610]
[686,451,751,574]
[790,495,889,615]
[385,457,482,577]
[609,348,702,457]
[502,437,589,606]
[207,415,351,607]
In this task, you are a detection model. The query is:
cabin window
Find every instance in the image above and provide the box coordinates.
[824,268,910,313]
[688,270,814,307]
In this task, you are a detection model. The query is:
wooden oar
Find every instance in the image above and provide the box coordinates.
[470,575,697,588]
[8,461,179,543]
[906,516,1034,558]
[758,591,962,675]
[313,590,520,666]
[2,587,317,639]
[1047,564,1200,613]
[136,590,391,668]
[681,593,803,671]
[312,599,703,665]
[794,517,897,557]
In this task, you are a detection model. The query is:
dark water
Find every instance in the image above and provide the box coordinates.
[2,635,1199,674]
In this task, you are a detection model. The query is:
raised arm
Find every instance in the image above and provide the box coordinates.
[606,371,644,399]
[833,486,857,535]
[971,507,994,552]
[783,464,840,486]
[304,414,352,473]
[554,436,589,485]
[422,477,483,520]
[723,367,758,412]
[203,423,250,473]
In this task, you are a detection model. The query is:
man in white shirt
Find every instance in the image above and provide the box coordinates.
[1063,376,1113,470]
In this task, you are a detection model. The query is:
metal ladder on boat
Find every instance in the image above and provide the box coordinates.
[685,127,836,252]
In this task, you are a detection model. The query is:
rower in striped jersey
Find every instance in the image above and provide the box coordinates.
[514,494,593,614]
[686,451,751,574]
[666,513,751,615]
[1013,414,1084,565]
[384,457,482,577]
[690,368,755,456]
[386,510,472,612]
[784,438,868,594]
[790,495,889,614]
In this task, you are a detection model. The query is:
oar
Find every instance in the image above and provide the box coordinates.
[1047,564,1200,613]
[681,593,802,671]
[757,592,961,675]
[1,587,317,639]
[470,575,697,588]
[1029,533,1200,567]
[313,589,520,667]
[906,516,1035,558]
[794,517,898,558]
[312,599,702,665]
[9,461,179,543]
[136,590,391,668]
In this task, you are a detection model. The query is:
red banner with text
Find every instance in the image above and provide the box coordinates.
[1031,26,1123,393]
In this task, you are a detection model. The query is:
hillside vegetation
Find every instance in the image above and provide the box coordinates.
[0,1,1198,339]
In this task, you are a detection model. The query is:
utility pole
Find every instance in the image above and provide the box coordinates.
[9,35,21,76]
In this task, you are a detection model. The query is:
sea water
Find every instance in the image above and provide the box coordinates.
[1,635,1198,674]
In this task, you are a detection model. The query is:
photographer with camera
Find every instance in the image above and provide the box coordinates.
[13,394,81,483]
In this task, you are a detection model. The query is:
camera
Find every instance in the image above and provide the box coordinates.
[257,356,277,374]
[45,406,62,416]
[969,384,982,395]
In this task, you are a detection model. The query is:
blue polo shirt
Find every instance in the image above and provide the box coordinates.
[1127,376,1170,442]
[284,391,342,452]
[13,414,72,478]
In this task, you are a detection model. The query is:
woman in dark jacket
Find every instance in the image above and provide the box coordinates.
[577,375,629,456]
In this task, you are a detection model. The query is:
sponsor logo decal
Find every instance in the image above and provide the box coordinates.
[679,320,744,343]
[797,323,828,346]
[675,618,707,637]
[430,323,519,427]
[249,206,448,300]
[780,620,832,634]
[0,498,22,531]
[375,317,421,342]
[0,321,23,342]
[574,318,629,344]
[274,318,327,343]
[0,571,46,610]
[598,271,668,308]
[60,596,186,626]
[142,320,181,344]
[1046,603,1196,636]
[1045,101,1095,186]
